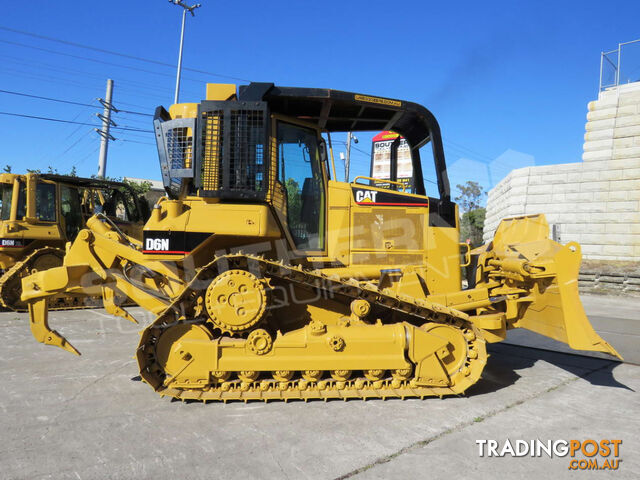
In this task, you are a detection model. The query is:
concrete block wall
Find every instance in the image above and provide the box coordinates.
[483,82,640,261]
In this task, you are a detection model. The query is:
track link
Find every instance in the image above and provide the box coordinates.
[137,254,487,403]
[0,247,102,311]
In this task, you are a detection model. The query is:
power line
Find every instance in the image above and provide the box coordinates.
[0,39,194,83]
[0,53,200,102]
[62,112,96,140]
[0,66,102,93]
[72,146,100,168]
[443,137,494,162]
[0,111,153,133]
[0,89,97,108]
[0,111,100,126]
[0,25,251,82]
[119,109,152,117]
[0,53,195,102]
[119,138,156,146]
[58,128,94,157]
[113,126,153,134]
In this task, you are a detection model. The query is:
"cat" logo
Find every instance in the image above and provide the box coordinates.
[355,190,378,203]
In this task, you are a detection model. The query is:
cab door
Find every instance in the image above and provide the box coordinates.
[60,185,83,241]
[272,117,328,256]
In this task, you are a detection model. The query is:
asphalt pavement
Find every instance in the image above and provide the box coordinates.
[0,296,637,480]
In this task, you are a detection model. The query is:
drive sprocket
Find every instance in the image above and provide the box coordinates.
[204,269,267,333]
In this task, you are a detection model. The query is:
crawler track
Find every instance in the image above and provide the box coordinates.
[0,247,103,311]
[137,254,488,402]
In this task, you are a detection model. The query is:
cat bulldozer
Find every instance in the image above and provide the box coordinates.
[21,83,621,402]
[0,173,148,310]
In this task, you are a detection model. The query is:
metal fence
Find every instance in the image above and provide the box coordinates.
[599,38,640,91]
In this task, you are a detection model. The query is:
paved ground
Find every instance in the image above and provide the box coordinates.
[0,300,637,480]
[505,293,640,364]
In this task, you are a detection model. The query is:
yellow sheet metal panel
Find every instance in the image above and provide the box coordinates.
[205,83,236,101]
[425,225,461,294]
[168,103,198,119]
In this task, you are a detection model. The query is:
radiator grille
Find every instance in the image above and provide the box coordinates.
[228,109,265,193]
[201,111,223,191]
[198,103,268,199]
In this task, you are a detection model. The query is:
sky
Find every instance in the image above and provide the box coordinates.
[0,0,639,202]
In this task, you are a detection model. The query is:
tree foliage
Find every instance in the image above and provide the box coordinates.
[455,180,484,212]
[460,208,486,247]
[456,180,487,247]
[122,178,152,195]
[285,177,301,221]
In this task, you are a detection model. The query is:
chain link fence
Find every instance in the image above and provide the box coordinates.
[600,38,640,91]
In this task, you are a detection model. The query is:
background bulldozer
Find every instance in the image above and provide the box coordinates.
[21,83,620,402]
[0,173,148,310]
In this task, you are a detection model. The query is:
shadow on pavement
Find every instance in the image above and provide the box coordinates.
[466,343,633,397]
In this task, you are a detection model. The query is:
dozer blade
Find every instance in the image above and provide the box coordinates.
[491,215,622,360]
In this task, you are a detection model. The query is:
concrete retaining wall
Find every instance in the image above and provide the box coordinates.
[579,271,640,295]
[483,82,640,262]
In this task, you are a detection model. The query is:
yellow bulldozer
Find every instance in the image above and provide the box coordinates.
[0,173,148,310]
[21,83,620,402]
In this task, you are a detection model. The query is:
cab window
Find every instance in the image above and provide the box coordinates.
[277,122,325,251]
[1,182,26,220]
[103,190,132,222]
[0,183,11,220]
[60,185,83,240]
[36,182,56,222]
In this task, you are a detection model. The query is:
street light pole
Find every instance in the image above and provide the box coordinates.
[170,0,201,104]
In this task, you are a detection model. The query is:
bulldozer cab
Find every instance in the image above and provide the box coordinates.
[0,173,148,272]
[154,83,460,287]
[155,83,450,200]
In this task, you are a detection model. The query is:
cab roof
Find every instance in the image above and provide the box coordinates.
[237,83,450,200]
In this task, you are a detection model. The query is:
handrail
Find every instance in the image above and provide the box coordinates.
[352,176,408,192]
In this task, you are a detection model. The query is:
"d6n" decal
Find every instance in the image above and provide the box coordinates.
[145,238,170,251]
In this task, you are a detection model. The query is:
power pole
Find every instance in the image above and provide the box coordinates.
[96,79,116,178]
[170,0,201,104]
[344,132,358,182]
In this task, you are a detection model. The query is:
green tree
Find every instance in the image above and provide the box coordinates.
[455,180,484,212]
[285,177,301,223]
[456,180,486,247]
[460,208,486,247]
[122,178,152,195]
[90,175,152,195]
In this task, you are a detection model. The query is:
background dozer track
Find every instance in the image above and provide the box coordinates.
[0,248,102,311]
